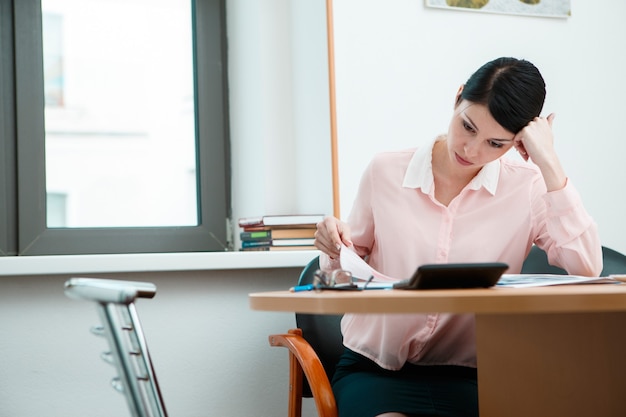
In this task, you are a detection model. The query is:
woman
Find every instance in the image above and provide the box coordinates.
[314,57,602,417]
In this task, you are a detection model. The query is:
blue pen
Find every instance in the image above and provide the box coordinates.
[290,284,315,292]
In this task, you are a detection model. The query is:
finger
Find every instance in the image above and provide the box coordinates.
[314,231,339,258]
[513,136,529,161]
[315,217,343,257]
[337,223,353,248]
[326,219,343,251]
[517,146,529,161]
[313,227,336,250]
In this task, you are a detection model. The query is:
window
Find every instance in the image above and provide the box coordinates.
[0,0,230,255]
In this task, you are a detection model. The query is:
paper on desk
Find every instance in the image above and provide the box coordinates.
[339,244,395,282]
[497,274,619,288]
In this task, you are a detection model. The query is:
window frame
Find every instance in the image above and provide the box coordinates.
[2,0,231,256]
[0,0,18,256]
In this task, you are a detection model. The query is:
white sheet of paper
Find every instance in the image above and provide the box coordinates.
[339,244,395,282]
[497,274,619,288]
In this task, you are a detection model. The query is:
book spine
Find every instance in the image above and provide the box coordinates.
[271,238,316,246]
[239,245,317,251]
[240,230,271,240]
[270,228,316,239]
[241,240,271,248]
[239,246,271,251]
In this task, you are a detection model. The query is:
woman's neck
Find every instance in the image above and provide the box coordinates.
[431,138,480,206]
[432,138,480,184]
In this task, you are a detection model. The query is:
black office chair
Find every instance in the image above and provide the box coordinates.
[521,245,626,276]
[269,256,342,417]
[520,245,567,275]
[65,278,168,417]
[599,246,626,276]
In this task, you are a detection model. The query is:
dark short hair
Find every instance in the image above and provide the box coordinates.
[460,57,546,134]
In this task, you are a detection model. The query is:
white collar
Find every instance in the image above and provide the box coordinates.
[402,137,500,196]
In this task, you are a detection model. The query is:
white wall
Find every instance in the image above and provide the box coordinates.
[228,0,334,244]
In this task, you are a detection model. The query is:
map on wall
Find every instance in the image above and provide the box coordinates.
[425,0,571,18]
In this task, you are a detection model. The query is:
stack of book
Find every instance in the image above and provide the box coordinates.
[238,214,324,251]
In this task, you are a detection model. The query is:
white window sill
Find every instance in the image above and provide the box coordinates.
[0,250,320,276]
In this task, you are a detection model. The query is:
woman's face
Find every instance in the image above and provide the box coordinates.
[446,99,515,171]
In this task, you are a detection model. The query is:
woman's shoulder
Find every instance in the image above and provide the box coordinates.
[369,148,417,166]
[499,155,543,179]
[364,149,417,179]
[498,156,547,194]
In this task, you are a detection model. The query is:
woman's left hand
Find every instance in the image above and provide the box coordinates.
[513,113,555,164]
[513,113,567,191]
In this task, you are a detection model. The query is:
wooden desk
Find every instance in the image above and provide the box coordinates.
[250,285,626,417]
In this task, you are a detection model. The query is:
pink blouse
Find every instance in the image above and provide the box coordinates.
[320,138,602,370]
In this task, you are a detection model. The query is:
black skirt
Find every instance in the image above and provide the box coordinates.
[331,349,478,417]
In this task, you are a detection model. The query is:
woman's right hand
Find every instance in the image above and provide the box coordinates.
[314,216,353,259]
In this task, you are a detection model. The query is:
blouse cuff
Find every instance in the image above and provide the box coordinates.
[542,178,593,240]
[319,252,342,272]
[542,178,583,214]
